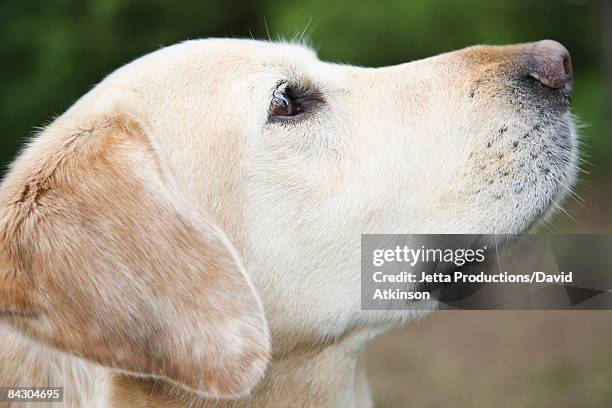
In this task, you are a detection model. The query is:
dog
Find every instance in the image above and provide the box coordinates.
[0,38,578,407]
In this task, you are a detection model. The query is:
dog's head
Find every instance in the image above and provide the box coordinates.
[0,39,577,394]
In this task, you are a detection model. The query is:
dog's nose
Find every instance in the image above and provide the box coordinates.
[524,40,573,89]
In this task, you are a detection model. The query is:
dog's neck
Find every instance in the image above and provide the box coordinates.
[111,330,374,408]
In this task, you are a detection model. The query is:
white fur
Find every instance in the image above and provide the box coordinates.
[0,39,577,407]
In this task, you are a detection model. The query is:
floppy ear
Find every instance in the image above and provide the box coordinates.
[0,110,269,398]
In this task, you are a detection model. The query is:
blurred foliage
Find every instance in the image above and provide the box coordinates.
[0,0,609,193]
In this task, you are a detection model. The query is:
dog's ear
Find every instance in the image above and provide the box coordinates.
[0,110,269,398]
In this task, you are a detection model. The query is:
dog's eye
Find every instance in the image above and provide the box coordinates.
[268,82,324,123]
[270,84,303,118]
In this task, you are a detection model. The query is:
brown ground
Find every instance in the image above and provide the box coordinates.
[367,311,612,408]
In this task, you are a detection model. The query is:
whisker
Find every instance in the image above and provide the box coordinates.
[296,17,313,43]
[264,16,272,42]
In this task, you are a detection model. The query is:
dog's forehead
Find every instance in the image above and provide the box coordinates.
[191,38,318,61]
[105,38,325,93]
[151,38,321,72]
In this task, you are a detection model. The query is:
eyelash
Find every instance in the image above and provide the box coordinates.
[268,81,323,124]
[270,83,302,118]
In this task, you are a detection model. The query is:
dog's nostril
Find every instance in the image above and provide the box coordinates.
[525,39,573,89]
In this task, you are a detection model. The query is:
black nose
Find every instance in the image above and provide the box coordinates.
[525,40,573,89]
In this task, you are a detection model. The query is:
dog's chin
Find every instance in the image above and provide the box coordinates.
[461,107,578,236]
[359,112,579,332]
[527,170,576,233]
[520,115,579,233]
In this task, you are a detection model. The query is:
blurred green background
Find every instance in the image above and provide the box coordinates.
[0,0,610,231]
[1,1,611,407]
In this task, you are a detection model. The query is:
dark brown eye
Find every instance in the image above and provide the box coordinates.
[270,85,301,118]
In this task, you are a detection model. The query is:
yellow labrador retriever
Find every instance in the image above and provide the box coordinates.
[0,38,577,407]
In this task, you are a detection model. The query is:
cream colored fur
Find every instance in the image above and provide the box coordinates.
[0,39,578,407]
